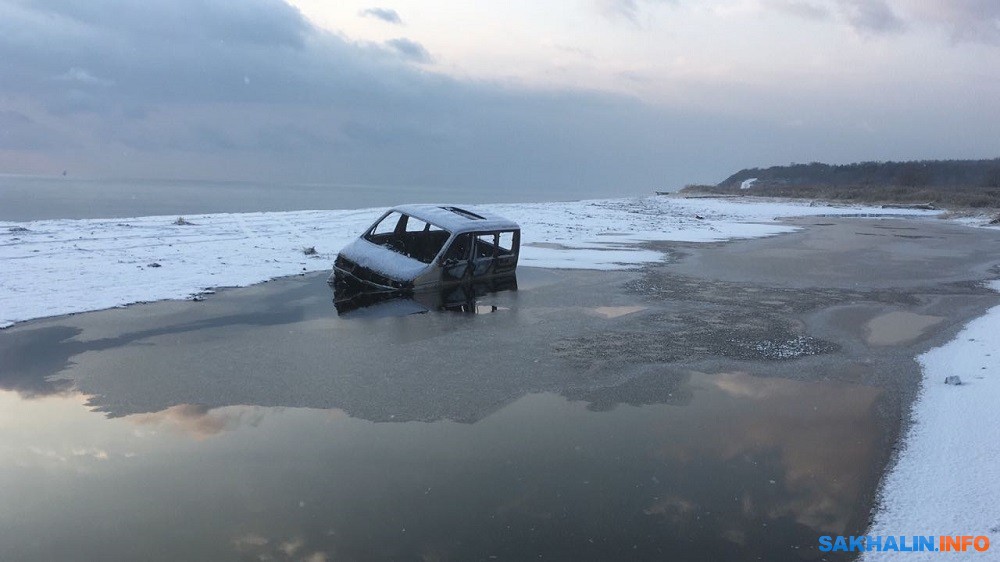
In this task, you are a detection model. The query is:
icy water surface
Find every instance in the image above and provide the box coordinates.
[0,269,888,561]
[0,373,878,561]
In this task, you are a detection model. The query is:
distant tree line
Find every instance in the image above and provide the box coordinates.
[718,158,1000,189]
[681,158,1000,209]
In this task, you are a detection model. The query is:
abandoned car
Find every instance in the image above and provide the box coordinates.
[330,204,520,292]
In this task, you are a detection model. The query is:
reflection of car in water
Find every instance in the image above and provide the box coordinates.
[332,274,518,318]
[330,204,520,291]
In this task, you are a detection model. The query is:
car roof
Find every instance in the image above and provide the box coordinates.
[391,204,520,234]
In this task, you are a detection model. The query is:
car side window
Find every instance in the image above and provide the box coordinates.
[475,233,497,259]
[404,217,430,232]
[497,231,516,255]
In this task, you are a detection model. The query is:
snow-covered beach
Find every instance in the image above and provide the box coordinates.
[863,281,1000,561]
[0,196,937,329]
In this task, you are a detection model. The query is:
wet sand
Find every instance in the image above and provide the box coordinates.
[1,217,999,561]
[863,311,943,346]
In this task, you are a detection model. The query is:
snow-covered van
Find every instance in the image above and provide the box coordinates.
[331,204,520,291]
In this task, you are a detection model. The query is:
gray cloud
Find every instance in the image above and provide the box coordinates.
[837,0,905,34]
[55,67,115,87]
[20,0,309,48]
[762,0,904,34]
[385,37,432,63]
[763,1,1000,41]
[0,0,716,191]
[359,7,402,25]
[904,0,1000,43]
[595,0,678,24]
[763,0,831,20]
[0,0,322,111]
[596,0,641,22]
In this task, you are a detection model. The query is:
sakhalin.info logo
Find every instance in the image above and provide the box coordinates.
[818,535,990,553]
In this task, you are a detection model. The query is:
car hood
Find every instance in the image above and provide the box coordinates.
[338,238,431,282]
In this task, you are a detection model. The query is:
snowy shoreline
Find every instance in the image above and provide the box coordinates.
[0,196,939,329]
[863,280,1000,561]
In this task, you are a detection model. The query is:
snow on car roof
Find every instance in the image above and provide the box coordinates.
[391,204,520,233]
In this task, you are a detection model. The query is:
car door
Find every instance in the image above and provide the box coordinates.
[440,233,473,282]
[472,232,498,278]
[494,230,519,274]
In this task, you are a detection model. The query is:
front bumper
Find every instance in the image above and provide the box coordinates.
[330,257,409,292]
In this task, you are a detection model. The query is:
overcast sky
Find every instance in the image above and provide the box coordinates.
[1,0,998,194]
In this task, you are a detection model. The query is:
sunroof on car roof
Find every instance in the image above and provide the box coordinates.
[441,206,486,220]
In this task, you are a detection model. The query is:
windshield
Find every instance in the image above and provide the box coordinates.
[363,212,451,264]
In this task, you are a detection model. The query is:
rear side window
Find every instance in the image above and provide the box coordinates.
[498,231,516,255]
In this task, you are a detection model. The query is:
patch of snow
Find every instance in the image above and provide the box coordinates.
[952,215,1000,230]
[748,336,834,360]
[0,196,938,327]
[740,178,758,190]
[864,279,1000,560]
